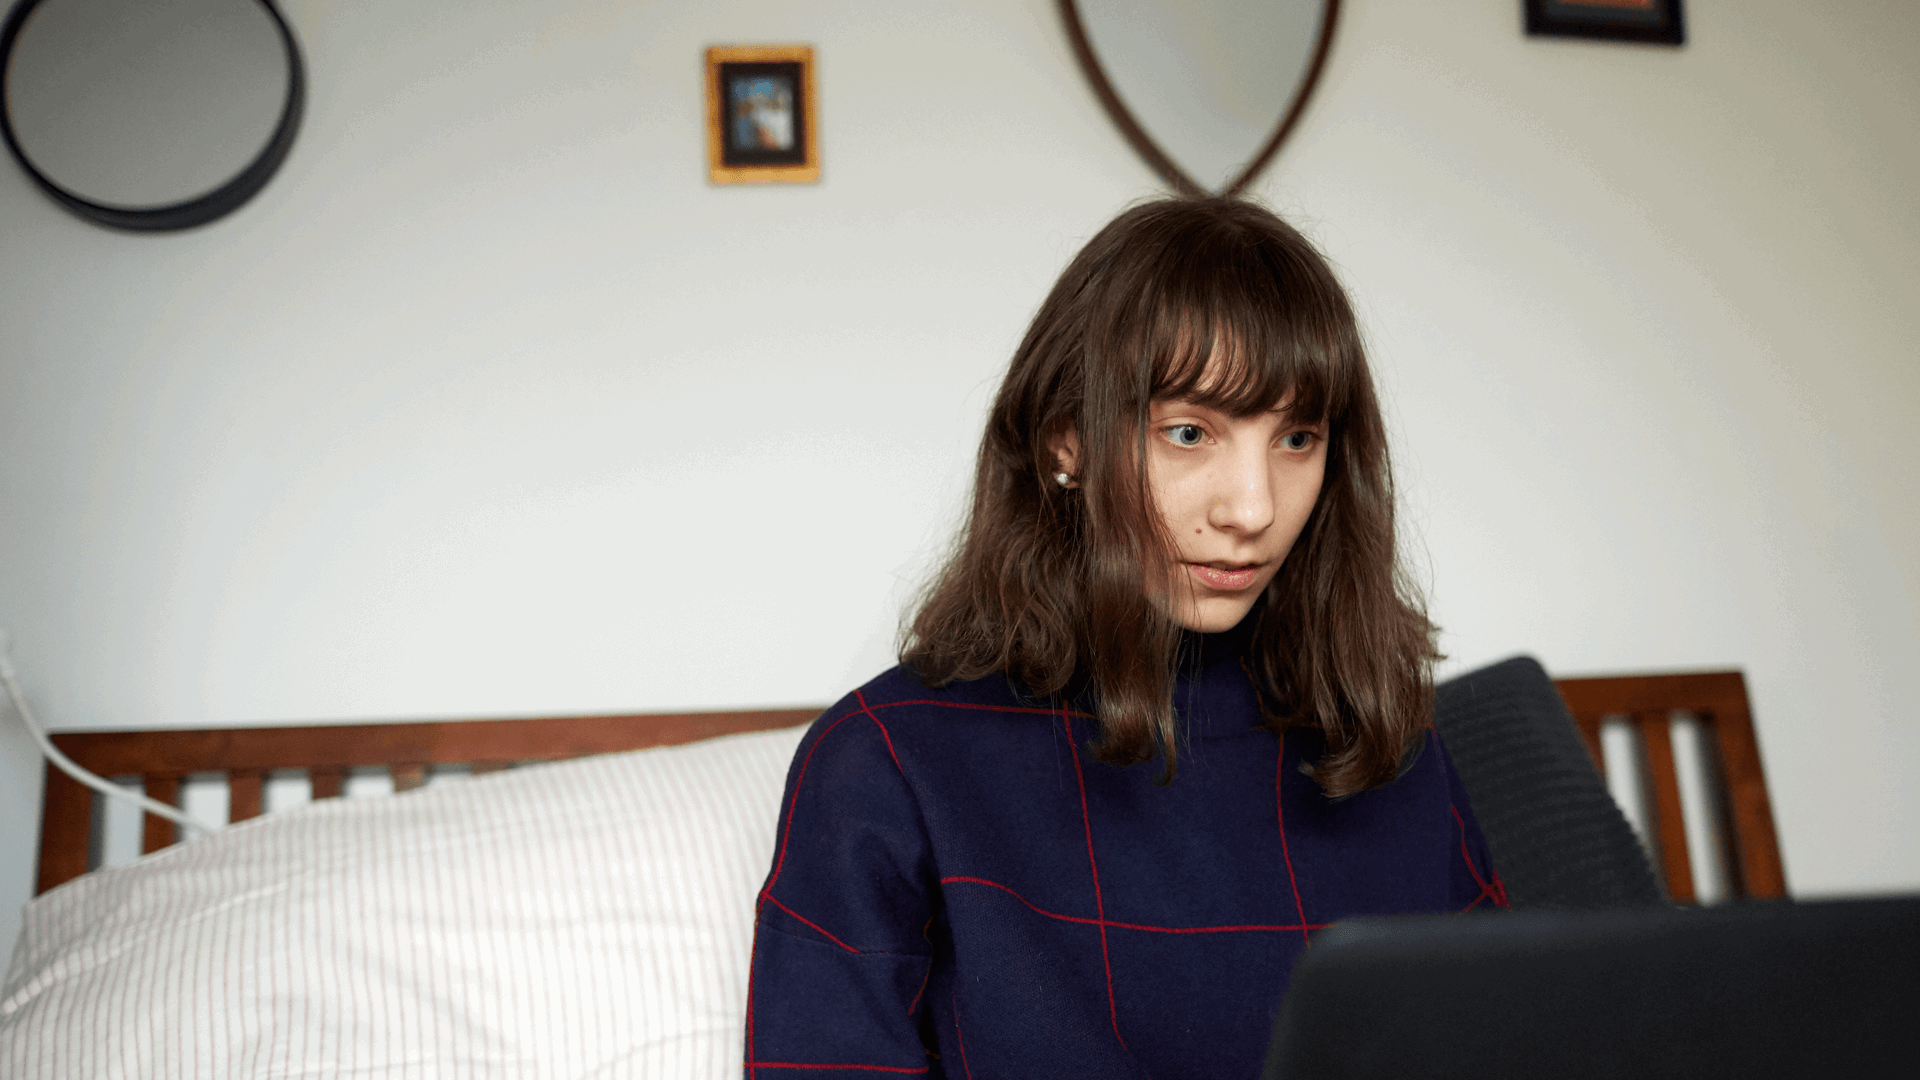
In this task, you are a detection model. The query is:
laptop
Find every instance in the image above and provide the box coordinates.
[1263,896,1919,1079]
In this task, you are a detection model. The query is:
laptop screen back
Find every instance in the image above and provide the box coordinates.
[1263,896,1919,1080]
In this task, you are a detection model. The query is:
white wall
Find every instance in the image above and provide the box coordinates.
[4,0,1916,972]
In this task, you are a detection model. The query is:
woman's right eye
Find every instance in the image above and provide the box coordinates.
[1164,424,1205,448]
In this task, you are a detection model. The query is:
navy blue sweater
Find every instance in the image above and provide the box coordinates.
[746,636,1504,1079]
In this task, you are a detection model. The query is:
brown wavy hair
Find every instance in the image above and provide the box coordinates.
[903,197,1438,797]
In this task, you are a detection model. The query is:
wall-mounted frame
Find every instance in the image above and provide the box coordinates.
[704,45,817,185]
[1524,0,1685,46]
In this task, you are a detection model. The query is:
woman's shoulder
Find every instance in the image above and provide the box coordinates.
[823,664,1060,717]
[801,664,1072,756]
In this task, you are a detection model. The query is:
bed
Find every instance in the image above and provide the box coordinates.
[3,664,1782,1078]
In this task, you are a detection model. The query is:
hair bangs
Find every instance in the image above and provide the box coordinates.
[1139,240,1345,427]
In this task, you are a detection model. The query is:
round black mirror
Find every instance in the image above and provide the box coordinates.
[0,0,304,232]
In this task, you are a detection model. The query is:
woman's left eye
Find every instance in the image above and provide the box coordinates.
[1165,424,1205,448]
[1280,430,1315,451]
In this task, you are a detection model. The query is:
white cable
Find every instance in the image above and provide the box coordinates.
[0,627,219,838]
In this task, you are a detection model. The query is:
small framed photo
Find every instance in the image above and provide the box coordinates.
[704,45,819,184]
[1525,0,1685,46]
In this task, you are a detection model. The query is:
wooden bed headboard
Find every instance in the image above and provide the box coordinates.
[1553,671,1783,903]
[35,671,1786,905]
[35,707,820,896]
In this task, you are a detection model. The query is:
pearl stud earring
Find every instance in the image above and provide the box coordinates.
[1055,472,1073,487]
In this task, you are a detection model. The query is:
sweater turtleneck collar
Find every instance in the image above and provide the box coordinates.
[1040,608,1266,734]
[1175,605,1261,672]
[1169,607,1269,742]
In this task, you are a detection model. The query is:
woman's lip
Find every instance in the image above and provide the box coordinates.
[1186,563,1261,590]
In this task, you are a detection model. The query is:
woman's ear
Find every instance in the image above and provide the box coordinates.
[1046,428,1081,488]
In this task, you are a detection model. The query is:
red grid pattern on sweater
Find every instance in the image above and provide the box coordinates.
[749,697,1503,1076]
[1452,804,1509,911]
[940,875,1330,934]
[1062,710,1132,1055]
[952,1001,976,1080]
[1273,732,1314,946]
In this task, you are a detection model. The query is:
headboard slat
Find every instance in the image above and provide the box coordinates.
[36,764,89,895]
[391,764,428,792]
[229,770,265,822]
[1635,711,1696,903]
[309,766,344,800]
[142,774,182,853]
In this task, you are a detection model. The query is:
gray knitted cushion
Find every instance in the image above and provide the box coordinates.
[1434,656,1667,910]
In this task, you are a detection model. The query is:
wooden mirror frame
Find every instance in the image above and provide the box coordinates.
[1057,0,1340,199]
[0,0,305,232]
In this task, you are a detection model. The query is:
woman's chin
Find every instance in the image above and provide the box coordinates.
[1166,593,1260,634]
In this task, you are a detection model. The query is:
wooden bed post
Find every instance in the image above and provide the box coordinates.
[36,761,90,895]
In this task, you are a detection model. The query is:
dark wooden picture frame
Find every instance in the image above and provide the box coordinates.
[704,45,818,184]
[1525,0,1685,46]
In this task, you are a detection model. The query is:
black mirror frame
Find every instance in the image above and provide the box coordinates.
[1058,0,1340,200]
[0,0,305,232]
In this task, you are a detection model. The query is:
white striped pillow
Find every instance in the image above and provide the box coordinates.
[1,723,807,1080]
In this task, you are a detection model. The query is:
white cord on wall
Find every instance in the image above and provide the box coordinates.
[0,627,219,838]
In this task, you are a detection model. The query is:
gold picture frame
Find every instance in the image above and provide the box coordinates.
[704,45,819,184]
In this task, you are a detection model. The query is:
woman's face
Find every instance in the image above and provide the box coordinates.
[1142,395,1327,632]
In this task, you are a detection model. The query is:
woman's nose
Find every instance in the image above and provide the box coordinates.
[1206,448,1275,535]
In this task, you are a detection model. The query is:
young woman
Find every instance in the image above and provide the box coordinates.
[745,198,1504,1079]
